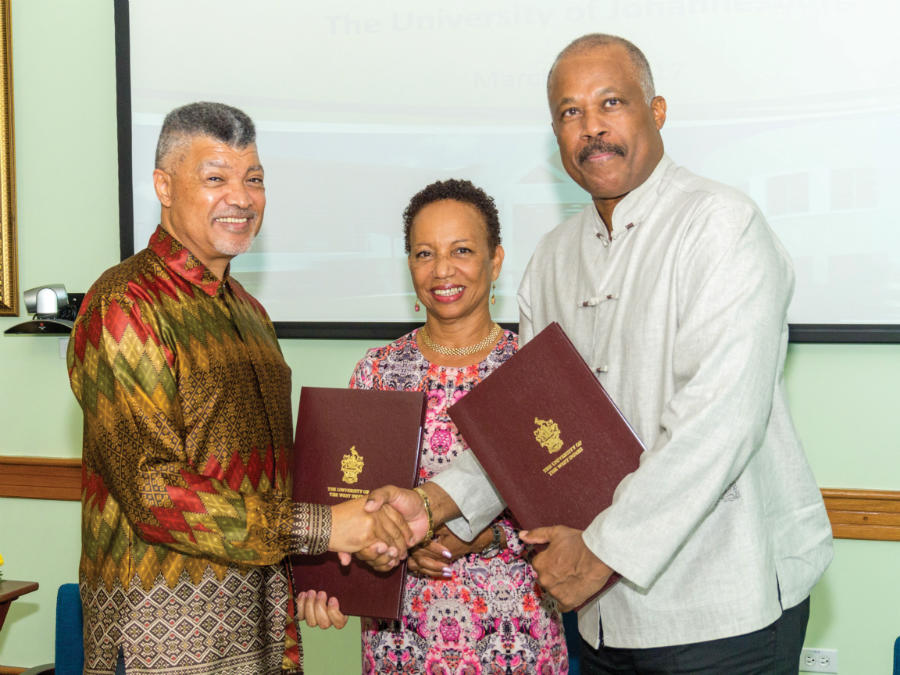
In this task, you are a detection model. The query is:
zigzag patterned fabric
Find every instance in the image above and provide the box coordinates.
[68,227,320,674]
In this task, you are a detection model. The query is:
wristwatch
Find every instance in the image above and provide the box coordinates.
[480,524,503,558]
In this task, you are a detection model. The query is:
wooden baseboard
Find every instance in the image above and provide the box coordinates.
[1,456,898,542]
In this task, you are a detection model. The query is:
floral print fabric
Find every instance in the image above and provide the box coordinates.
[350,329,568,674]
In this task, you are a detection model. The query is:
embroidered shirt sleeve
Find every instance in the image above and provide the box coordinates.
[287,502,332,555]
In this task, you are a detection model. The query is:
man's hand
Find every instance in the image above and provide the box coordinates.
[349,485,428,571]
[354,482,465,571]
[364,484,430,541]
[328,496,412,563]
[295,590,347,630]
[519,525,613,611]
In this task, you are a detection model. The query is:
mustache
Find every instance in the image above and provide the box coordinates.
[578,140,625,164]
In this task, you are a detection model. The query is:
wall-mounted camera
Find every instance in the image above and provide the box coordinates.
[4,285,84,335]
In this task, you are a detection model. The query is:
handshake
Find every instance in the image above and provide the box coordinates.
[327,483,441,572]
[298,481,614,629]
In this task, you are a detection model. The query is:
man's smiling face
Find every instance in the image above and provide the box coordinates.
[549,43,666,222]
[153,135,265,277]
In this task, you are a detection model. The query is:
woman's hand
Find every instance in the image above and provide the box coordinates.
[408,524,501,577]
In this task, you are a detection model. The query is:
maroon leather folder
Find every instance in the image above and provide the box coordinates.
[291,386,425,619]
[447,322,645,596]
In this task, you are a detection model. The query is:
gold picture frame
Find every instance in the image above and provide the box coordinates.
[0,0,16,316]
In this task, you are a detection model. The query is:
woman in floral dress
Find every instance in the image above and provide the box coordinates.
[350,179,567,674]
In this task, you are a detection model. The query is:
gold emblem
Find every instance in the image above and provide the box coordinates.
[340,446,365,484]
[533,418,563,453]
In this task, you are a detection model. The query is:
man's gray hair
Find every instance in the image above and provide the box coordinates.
[155,101,256,169]
[548,34,655,104]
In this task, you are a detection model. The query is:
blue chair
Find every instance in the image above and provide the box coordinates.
[52,584,83,674]
[22,583,83,675]
[893,635,899,675]
[563,610,581,675]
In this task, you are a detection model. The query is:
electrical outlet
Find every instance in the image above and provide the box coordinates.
[799,648,838,673]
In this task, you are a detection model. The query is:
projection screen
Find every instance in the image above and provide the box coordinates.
[116,0,900,340]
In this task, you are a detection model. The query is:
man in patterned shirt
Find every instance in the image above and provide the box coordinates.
[68,102,410,674]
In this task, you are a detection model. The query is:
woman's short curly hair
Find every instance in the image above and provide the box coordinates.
[403,179,501,254]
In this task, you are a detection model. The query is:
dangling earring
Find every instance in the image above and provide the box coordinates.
[490,284,496,305]
[414,299,421,312]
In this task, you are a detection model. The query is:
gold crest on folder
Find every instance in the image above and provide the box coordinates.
[533,418,563,453]
[340,446,365,484]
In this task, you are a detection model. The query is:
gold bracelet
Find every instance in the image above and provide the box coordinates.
[413,486,434,546]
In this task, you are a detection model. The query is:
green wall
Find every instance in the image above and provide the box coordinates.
[0,1,897,673]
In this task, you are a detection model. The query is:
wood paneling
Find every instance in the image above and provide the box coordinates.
[822,488,900,542]
[1,456,898,542]
[0,456,80,501]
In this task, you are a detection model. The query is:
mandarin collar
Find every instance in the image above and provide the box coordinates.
[148,225,227,297]
[591,154,674,239]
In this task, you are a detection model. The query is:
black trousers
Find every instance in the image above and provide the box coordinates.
[580,596,810,675]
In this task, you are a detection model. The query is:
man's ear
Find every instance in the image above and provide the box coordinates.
[153,168,173,208]
[651,96,667,131]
